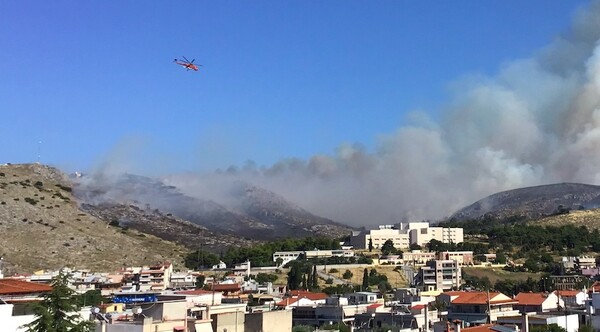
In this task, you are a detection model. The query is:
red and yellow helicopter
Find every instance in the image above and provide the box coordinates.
[174,56,201,71]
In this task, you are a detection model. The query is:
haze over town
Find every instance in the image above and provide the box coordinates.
[3,1,600,225]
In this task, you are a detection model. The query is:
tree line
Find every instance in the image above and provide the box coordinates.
[184,236,342,270]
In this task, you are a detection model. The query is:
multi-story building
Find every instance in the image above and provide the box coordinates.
[403,250,473,266]
[438,291,520,325]
[351,222,463,250]
[415,260,461,292]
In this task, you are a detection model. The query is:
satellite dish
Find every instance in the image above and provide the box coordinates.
[133,307,143,315]
[91,307,100,314]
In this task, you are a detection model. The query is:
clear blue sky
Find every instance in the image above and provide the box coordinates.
[0,1,589,174]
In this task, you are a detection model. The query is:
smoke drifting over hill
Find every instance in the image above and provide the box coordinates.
[97,2,600,227]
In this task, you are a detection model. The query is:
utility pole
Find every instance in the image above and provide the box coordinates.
[486,288,492,324]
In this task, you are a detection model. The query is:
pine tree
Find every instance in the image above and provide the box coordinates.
[24,271,94,332]
[287,263,302,290]
[368,238,373,252]
[311,265,318,289]
[362,268,369,291]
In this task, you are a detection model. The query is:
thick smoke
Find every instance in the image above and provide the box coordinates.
[91,2,600,227]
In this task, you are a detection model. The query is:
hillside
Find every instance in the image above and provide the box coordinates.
[228,183,351,239]
[531,208,600,229]
[450,183,600,221]
[80,203,254,250]
[75,173,352,240]
[0,164,187,274]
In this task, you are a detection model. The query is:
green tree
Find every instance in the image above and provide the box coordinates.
[342,270,353,280]
[381,239,397,255]
[311,265,318,289]
[24,271,94,332]
[368,238,373,252]
[577,325,594,332]
[184,250,220,270]
[73,290,107,307]
[195,275,206,289]
[361,268,369,290]
[530,324,566,332]
[495,252,507,264]
[255,273,278,284]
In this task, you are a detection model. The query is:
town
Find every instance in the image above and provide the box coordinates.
[2,221,599,332]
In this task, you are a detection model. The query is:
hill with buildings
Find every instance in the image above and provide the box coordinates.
[449,183,600,222]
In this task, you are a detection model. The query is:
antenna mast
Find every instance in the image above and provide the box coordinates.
[37,140,42,164]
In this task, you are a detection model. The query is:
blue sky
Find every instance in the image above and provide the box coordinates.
[0,1,589,175]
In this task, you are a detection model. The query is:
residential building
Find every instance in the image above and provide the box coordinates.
[276,290,329,309]
[438,291,520,325]
[175,289,223,306]
[577,256,596,269]
[0,278,97,332]
[353,304,440,331]
[122,262,173,291]
[351,222,463,250]
[403,251,436,265]
[497,312,579,332]
[514,291,563,313]
[403,250,474,266]
[557,289,588,307]
[345,291,378,305]
[438,251,474,265]
[245,309,293,332]
[415,260,461,292]
[170,272,197,289]
[0,278,53,315]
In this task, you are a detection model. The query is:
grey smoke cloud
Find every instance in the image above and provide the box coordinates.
[93,1,600,227]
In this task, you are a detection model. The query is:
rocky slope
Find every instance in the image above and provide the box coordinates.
[450,183,600,221]
[75,173,352,240]
[0,163,187,274]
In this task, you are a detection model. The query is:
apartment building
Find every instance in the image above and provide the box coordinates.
[351,222,463,250]
[438,291,520,325]
[415,260,461,292]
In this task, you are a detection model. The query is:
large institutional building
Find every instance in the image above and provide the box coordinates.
[350,222,463,250]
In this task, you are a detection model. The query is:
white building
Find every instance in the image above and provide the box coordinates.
[272,249,355,267]
[351,222,463,250]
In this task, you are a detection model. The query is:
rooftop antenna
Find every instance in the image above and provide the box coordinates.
[37,140,42,164]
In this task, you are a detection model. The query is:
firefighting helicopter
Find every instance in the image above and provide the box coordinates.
[174,56,201,71]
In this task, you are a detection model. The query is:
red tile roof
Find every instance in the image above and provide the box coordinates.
[411,304,426,310]
[448,291,516,305]
[367,303,383,309]
[276,297,302,306]
[462,324,495,332]
[289,290,328,300]
[0,279,52,295]
[557,290,581,297]
[176,289,217,295]
[515,292,554,306]
[212,283,241,292]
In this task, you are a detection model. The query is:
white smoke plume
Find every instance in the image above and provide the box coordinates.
[105,2,600,227]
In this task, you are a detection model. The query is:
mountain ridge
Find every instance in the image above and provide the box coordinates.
[449,182,600,221]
